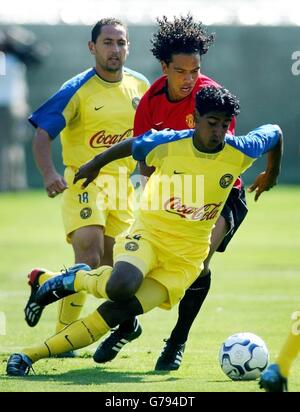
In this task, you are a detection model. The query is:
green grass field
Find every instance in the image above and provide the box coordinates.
[0,186,299,392]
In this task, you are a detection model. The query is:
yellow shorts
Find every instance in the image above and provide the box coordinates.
[62,167,134,242]
[114,219,209,310]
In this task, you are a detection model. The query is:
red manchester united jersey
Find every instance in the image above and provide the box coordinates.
[134,74,236,136]
[134,73,240,188]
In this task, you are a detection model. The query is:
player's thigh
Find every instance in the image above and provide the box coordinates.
[113,229,157,277]
[202,214,228,272]
[105,185,134,239]
[148,258,200,310]
[135,277,169,313]
[62,166,109,243]
[216,186,248,253]
[103,211,134,266]
[208,214,229,256]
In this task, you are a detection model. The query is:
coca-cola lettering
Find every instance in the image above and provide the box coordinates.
[89,129,133,148]
[164,196,222,221]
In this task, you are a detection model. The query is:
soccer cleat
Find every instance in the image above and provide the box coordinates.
[93,318,142,363]
[35,263,91,306]
[24,268,47,327]
[259,363,288,392]
[155,339,186,371]
[6,353,33,376]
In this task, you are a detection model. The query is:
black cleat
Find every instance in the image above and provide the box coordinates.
[6,353,33,376]
[93,319,142,363]
[35,263,91,306]
[155,339,186,371]
[259,363,288,392]
[24,268,46,327]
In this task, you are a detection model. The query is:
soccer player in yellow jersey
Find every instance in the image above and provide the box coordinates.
[6,86,283,376]
[259,309,300,392]
[25,19,149,346]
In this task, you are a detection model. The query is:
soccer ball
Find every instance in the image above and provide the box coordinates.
[219,332,269,381]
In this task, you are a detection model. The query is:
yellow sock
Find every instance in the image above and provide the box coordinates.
[55,291,87,333]
[74,266,112,299]
[276,312,300,378]
[23,310,110,363]
[39,270,55,285]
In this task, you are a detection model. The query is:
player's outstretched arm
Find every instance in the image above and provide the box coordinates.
[248,127,283,201]
[73,138,134,188]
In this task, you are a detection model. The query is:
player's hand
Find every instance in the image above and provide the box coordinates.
[44,172,67,198]
[247,170,278,201]
[73,161,100,188]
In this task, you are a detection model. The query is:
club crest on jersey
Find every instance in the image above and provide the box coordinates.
[132,97,141,110]
[219,174,234,188]
[80,207,92,219]
[185,114,195,128]
[125,241,139,251]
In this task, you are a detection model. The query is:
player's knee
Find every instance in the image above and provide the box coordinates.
[74,252,101,269]
[73,243,103,269]
[71,228,104,269]
[98,297,143,328]
[106,280,132,301]
[190,270,211,289]
[106,262,143,301]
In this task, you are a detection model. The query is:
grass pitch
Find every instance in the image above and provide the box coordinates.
[0,186,299,392]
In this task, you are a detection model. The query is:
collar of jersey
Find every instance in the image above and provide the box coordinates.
[191,136,224,159]
[93,68,123,87]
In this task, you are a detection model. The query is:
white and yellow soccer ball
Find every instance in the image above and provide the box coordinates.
[219,332,269,381]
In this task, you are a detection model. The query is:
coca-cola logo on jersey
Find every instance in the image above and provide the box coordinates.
[89,129,133,148]
[164,196,223,221]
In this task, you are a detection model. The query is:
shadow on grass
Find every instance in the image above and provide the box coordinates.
[1,367,179,386]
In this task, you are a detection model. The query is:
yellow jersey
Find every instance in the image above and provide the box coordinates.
[29,67,149,176]
[132,125,281,245]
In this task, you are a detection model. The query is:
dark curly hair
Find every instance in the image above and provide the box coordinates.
[195,86,240,117]
[91,18,128,43]
[151,14,215,64]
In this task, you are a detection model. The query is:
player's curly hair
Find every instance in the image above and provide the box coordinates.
[91,18,128,43]
[151,14,215,64]
[195,86,240,117]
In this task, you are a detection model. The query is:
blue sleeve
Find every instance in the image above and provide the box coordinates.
[225,124,281,158]
[28,68,95,139]
[132,129,193,161]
